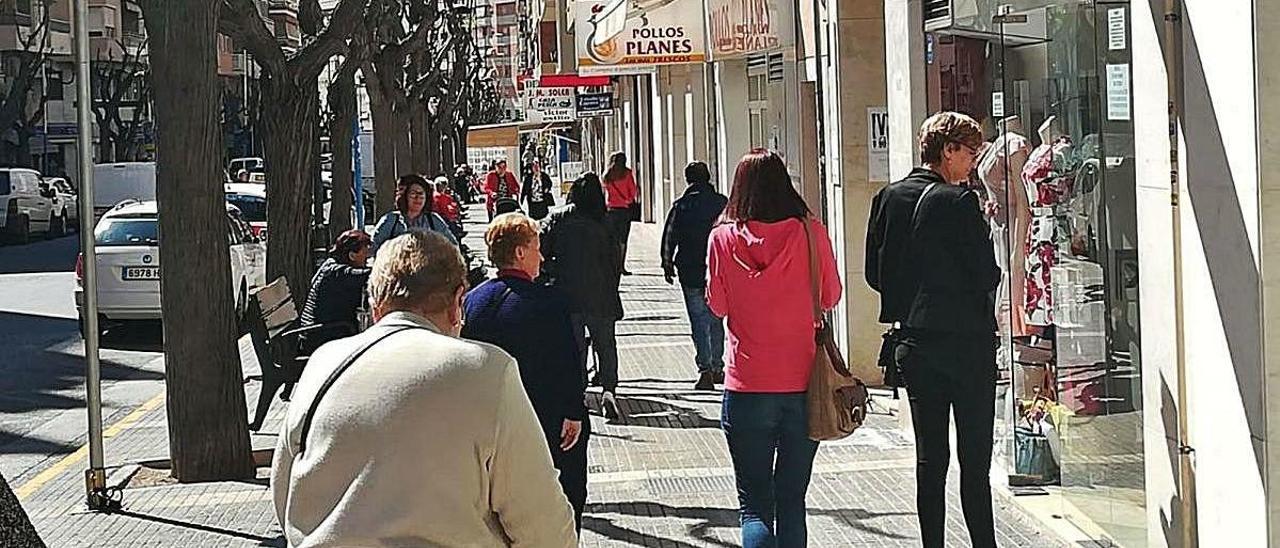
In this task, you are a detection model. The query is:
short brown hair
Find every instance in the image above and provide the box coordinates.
[367,231,466,315]
[725,148,809,223]
[918,112,983,164]
[486,212,539,268]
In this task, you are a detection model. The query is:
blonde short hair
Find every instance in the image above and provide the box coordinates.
[918,111,983,165]
[486,212,540,268]
[367,231,466,314]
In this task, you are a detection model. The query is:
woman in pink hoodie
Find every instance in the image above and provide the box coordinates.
[707,149,842,548]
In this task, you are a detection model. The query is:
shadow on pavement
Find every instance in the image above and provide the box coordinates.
[591,393,720,430]
[0,234,79,275]
[109,508,282,545]
[584,501,917,545]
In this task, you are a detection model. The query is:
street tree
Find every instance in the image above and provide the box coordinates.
[90,39,152,162]
[324,50,364,240]
[220,0,367,301]
[140,0,255,481]
[0,5,51,167]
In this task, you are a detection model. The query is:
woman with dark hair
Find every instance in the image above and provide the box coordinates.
[540,173,624,420]
[707,149,843,548]
[521,160,556,220]
[371,174,459,253]
[286,229,374,398]
[602,152,639,275]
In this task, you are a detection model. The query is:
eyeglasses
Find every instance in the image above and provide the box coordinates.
[407,190,428,198]
[947,138,981,157]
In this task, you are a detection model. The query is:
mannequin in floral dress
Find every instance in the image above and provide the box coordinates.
[977,116,1032,337]
[1021,116,1073,327]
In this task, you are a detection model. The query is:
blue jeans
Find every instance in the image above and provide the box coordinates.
[681,286,724,373]
[722,391,820,548]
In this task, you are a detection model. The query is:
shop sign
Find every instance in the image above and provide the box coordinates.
[527,86,575,111]
[1107,8,1126,51]
[991,91,1005,118]
[575,0,707,76]
[576,92,615,117]
[541,108,577,123]
[707,0,793,59]
[561,161,585,183]
[867,107,889,183]
[1106,64,1131,121]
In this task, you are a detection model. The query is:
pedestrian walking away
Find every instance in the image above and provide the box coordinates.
[707,149,843,548]
[370,174,459,253]
[540,173,625,421]
[522,160,556,220]
[865,111,1002,548]
[485,159,521,220]
[602,151,639,275]
[462,213,590,530]
[283,229,373,400]
[271,231,577,547]
[661,161,728,391]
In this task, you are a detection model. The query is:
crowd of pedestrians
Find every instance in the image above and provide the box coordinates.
[271,112,1006,547]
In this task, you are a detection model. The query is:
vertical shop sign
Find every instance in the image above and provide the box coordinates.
[575,0,707,75]
[707,0,793,59]
[1106,64,1131,121]
[991,91,1005,118]
[868,107,889,182]
[1107,8,1126,51]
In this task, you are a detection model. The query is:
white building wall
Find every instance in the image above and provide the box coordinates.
[1133,1,1266,545]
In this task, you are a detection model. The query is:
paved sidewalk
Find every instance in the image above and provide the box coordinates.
[15,205,1068,547]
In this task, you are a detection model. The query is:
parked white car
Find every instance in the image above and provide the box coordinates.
[74,200,267,336]
[46,176,78,231]
[0,167,57,243]
[229,157,266,175]
[224,182,267,239]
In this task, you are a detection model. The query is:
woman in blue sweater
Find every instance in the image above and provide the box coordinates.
[461,212,589,529]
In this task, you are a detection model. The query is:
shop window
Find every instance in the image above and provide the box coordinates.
[45,69,62,101]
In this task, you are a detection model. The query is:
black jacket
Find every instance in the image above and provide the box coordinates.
[521,172,554,206]
[462,275,587,435]
[865,168,1000,333]
[540,204,624,321]
[298,258,370,352]
[661,183,727,288]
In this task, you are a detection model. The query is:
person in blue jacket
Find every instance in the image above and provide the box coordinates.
[461,212,589,530]
[371,174,458,253]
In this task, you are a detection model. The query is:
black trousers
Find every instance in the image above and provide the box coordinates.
[606,208,632,272]
[547,419,590,531]
[896,331,997,548]
[571,313,618,392]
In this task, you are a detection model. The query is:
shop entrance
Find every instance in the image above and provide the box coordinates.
[928,1,1144,544]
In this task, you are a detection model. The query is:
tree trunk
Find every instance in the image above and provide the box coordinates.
[367,84,398,217]
[327,71,355,239]
[142,0,254,482]
[391,96,411,179]
[261,73,322,303]
[409,101,429,175]
[0,472,44,547]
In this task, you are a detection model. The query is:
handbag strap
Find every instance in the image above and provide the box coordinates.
[297,324,423,455]
[801,217,821,324]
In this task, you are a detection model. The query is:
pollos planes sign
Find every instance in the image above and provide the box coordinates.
[575,0,706,75]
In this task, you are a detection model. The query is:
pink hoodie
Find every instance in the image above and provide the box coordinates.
[707,217,843,393]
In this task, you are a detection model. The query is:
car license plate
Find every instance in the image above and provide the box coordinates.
[122,266,160,281]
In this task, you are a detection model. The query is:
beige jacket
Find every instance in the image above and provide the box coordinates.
[271,312,578,547]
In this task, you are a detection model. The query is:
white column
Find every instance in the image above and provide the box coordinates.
[883,0,926,179]
[714,59,750,190]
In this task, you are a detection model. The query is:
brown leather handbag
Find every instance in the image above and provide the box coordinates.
[802,219,869,441]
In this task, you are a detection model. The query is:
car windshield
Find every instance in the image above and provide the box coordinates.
[95,218,159,247]
[0,172,9,195]
[226,194,266,222]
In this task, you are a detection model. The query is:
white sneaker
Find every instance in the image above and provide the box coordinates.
[602,391,621,420]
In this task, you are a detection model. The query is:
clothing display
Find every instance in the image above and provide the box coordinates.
[1020,136,1074,327]
[978,128,1032,337]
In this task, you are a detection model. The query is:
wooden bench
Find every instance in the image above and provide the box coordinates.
[245,277,353,431]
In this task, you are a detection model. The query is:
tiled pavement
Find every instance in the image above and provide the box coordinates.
[14,205,1069,547]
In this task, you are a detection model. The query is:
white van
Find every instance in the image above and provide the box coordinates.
[0,167,57,243]
[92,162,156,219]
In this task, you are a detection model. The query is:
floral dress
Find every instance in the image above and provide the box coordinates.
[1020,137,1074,326]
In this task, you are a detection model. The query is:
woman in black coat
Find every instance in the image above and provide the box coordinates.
[285,229,373,399]
[540,173,624,421]
[521,160,556,220]
[461,212,589,529]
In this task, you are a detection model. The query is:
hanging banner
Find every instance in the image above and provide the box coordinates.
[575,0,707,76]
[576,92,615,117]
[707,0,793,59]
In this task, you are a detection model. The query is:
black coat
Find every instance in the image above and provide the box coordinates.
[660,183,727,288]
[540,205,623,321]
[865,168,1000,333]
[298,258,370,353]
[522,172,555,215]
[462,276,587,435]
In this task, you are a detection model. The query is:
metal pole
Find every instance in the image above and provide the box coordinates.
[353,113,364,228]
[73,0,109,511]
[1163,0,1196,545]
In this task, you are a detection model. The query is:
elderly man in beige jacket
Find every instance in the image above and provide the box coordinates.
[271,231,578,547]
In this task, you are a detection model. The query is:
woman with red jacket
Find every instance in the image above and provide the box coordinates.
[707,149,842,548]
[602,152,639,275]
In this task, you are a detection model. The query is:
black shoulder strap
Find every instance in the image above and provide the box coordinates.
[911,183,938,226]
[297,325,422,455]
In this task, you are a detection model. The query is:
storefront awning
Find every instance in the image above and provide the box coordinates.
[539,74,611,88]
[467,122,521,147]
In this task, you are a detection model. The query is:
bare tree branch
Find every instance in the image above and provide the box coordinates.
[218,0,287,72]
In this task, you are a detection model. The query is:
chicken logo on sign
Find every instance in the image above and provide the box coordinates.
[586,0,628,65]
